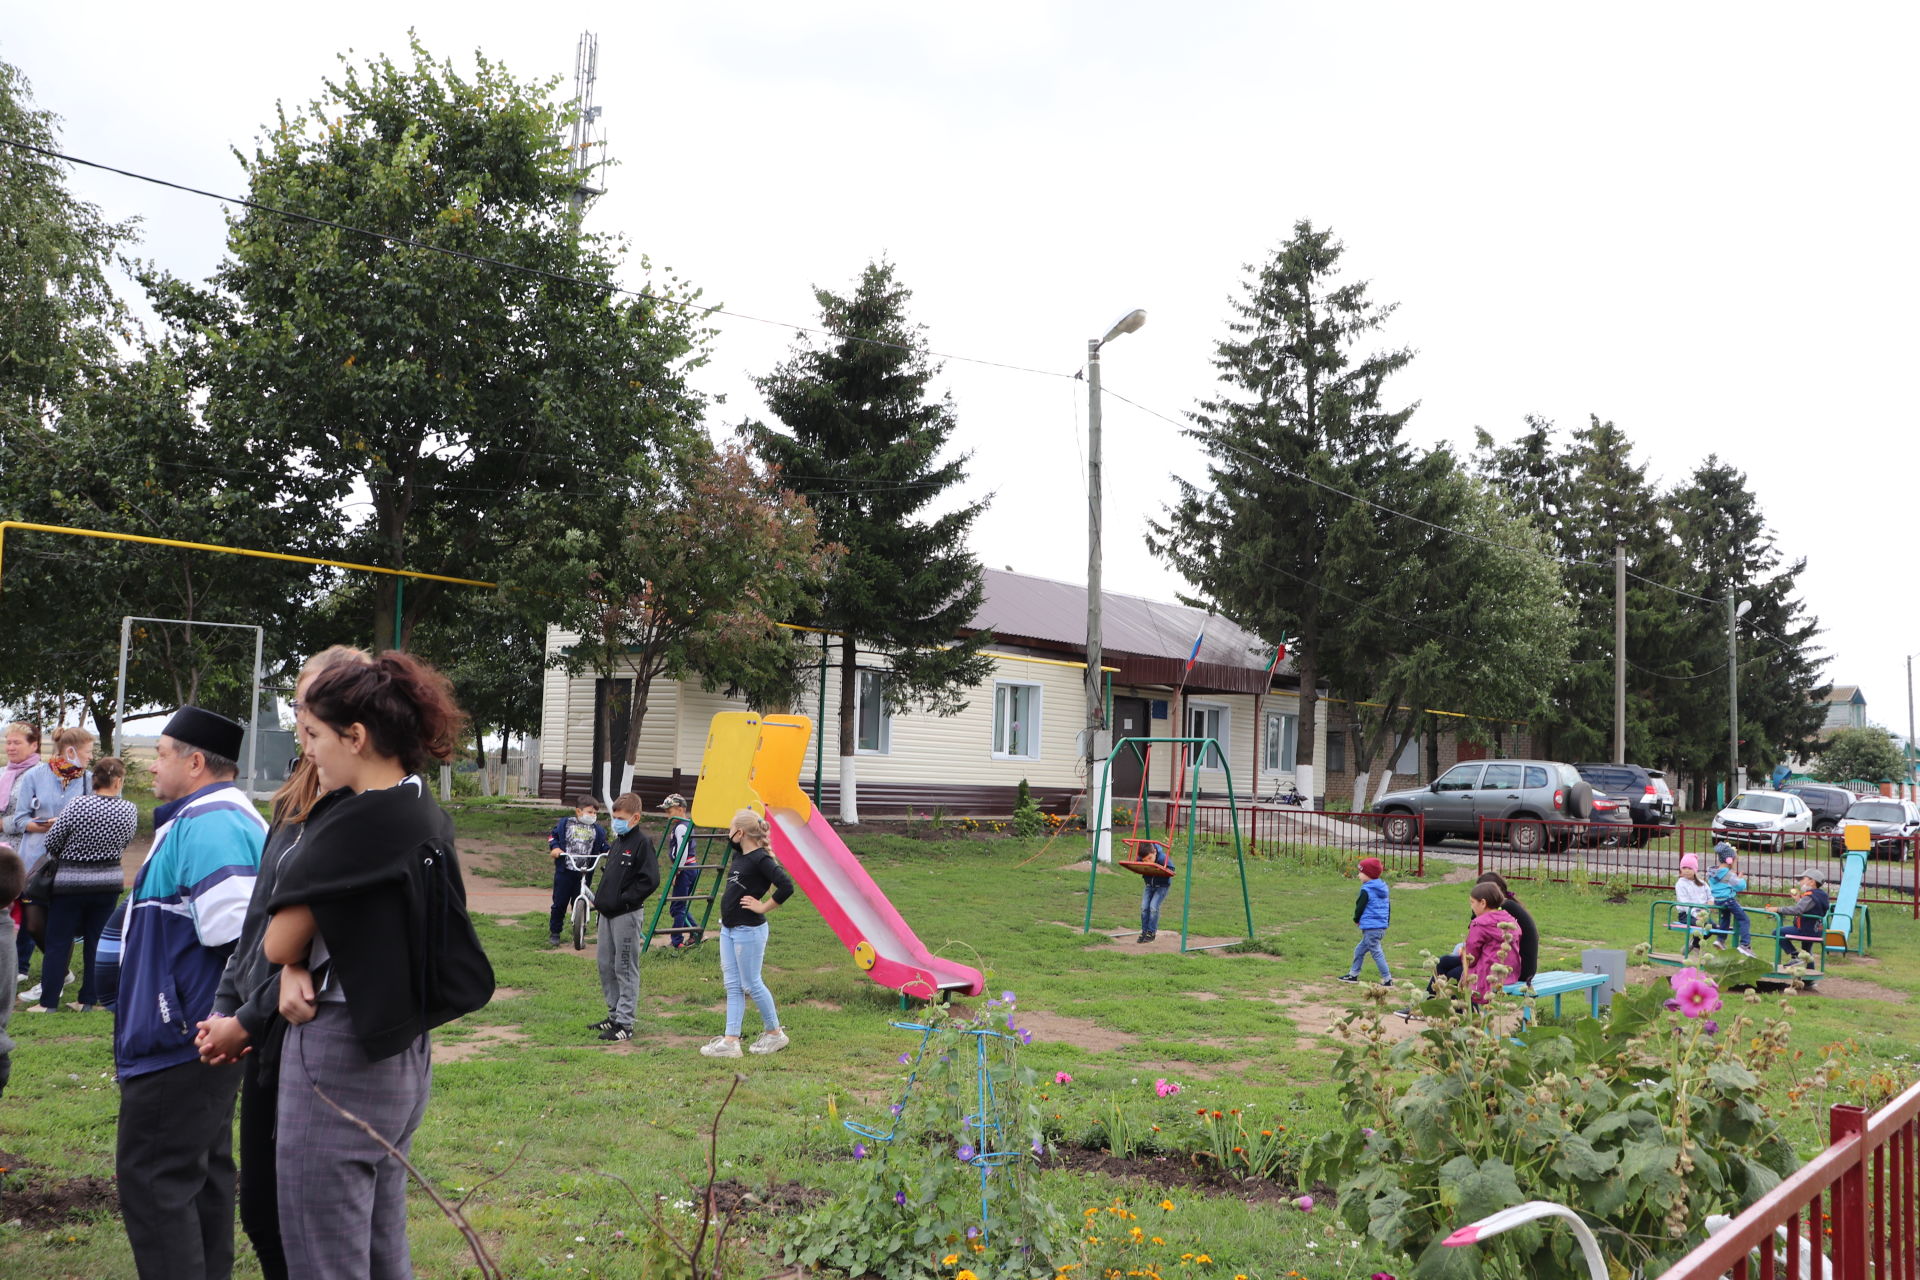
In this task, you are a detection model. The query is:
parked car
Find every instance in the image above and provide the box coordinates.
[1830,797,1920,861]
[1582,793,1635,847]
[1573,763,1676,842]
[1783,783,1860,833]
[1711,789,1814,851]
[1371,760,1595,856]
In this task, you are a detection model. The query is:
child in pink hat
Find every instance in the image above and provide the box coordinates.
[1674,853,1714,956]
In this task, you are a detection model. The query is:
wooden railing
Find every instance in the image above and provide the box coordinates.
[1655,1078,1920,1279]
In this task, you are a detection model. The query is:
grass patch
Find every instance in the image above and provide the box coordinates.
[3,824,1917,1276]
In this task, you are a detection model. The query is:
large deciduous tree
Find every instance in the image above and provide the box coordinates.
[1149,220,1417,805]
[1814,727,1907,787]
[512,441,831,803]
[745,259,993,824]
[150,37,710,647]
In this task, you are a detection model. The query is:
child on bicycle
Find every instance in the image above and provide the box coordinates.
[547,795,608,947]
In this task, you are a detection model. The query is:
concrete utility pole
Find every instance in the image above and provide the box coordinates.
[1728,595,1751,797]
[1084,309,1146,866]
[1614,539,1626,763]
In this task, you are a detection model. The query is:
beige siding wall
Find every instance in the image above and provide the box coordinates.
[1133,688,1320,799]
[541,632,1092,790]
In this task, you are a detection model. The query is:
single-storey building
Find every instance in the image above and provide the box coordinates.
[538,568,1528,814]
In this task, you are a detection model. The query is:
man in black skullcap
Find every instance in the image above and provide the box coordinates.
[105,706,267,1279]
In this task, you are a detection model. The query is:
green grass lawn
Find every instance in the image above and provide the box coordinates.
[4,809,1918,1278]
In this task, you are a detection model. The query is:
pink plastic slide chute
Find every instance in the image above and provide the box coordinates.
[767,806,984,999]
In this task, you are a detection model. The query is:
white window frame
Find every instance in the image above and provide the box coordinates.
[991,680,1043,761]
[1264,711,1298,774]
[854,668,892,755]
[1186,701,1230,772]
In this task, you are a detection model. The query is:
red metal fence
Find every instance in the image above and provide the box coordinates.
[1476,821,1920,919]
[1655,1079,1920,1279]
[1169,804,1428,878]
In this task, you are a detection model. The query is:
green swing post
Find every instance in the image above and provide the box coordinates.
[1082,736,1255,952]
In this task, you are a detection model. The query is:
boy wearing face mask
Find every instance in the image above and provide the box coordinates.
[587,793,660,1042]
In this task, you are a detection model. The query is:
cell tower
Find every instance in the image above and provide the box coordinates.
[567,31,606,225]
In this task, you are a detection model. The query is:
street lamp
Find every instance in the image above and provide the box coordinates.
[1728,596,1751,798]
[1906,650,1918,796]
[1086,308,1147,864]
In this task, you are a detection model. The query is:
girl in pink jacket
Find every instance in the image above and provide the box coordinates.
[1460,882,1521,1004]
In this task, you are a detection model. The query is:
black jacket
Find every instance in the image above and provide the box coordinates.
[267,777,494,1061]
[1504,895,1540,984]
[593,827,659,918]
[719,843,796,928]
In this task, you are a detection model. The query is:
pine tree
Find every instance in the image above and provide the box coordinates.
[1663,458,1826,803]
[1148,221,1417,804]
[745,260,993,823]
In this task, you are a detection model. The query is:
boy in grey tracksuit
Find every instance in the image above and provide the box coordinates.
[587,794,660,1042]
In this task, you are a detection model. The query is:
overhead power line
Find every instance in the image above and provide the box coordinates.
[0,135,1077,384]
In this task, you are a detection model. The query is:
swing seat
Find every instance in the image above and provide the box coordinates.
[1117,839,1174,877]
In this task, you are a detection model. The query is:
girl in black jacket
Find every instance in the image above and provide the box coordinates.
[699,808,795,1060]
[263,652,493,1280]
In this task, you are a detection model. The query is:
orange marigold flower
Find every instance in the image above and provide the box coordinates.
[1160,1199,1175,1211]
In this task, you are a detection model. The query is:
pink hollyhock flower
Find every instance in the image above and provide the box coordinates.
[1154,1078,1181,1097]
[1294,1195,1314,1212]
[1672,975,1722,1019]
[1055,1071,1073,1084]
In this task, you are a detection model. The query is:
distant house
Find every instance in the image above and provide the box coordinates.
[1819,685,1869,738]
[537,568,1527,813]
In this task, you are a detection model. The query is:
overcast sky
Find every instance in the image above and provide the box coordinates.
[6,3,1917,744]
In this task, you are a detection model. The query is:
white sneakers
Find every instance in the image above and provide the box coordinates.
[699,1031,790,1057]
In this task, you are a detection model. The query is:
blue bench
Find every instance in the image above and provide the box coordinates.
[1504,969,1608,1020]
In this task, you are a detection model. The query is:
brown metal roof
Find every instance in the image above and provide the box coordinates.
[964,568,1294,696]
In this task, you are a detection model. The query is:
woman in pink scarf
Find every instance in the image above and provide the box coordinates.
[1460,882,1521,1004]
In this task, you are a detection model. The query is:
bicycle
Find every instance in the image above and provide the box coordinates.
[562,848,607,950]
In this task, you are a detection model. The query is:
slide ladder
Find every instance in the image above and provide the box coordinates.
[691,712,985,1000]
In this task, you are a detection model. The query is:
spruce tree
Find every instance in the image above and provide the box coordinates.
[745,260,993,822]
[1148,221,1417,805]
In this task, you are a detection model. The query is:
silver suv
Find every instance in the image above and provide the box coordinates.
[1371,759,1596,855]
[1831,797,1920,861]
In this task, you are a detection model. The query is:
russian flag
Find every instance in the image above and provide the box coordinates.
[1182,622,1207,676]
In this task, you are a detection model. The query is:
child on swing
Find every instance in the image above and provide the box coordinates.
[1136,840,1174,943]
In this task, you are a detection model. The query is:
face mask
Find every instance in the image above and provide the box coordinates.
[612,817,632,836]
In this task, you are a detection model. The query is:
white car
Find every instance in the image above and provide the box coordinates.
[1712,789,1814,851]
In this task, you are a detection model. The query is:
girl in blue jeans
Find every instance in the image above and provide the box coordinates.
[701,809,796,1059]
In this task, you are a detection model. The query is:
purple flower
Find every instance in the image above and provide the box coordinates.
[889,1103,904,1116]
[1001,990,1017,1004]
[966,1226,981,1240]
[957,1143,977,1162]
[898,1053,912,1065]
[852,1143,868,1160]
[1295,1194,1314,1212]
[1361,1127,1376,1137]
[1704,1019,1720,1035]
[1032,1137,1044,1156]
[1016,1028,1032,1045]
[894,1191,907,1206]
[1662,997,1682,1012]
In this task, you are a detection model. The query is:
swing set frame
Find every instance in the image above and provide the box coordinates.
[1080,735,1255,953]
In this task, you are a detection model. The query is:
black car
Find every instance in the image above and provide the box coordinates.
[1573,763,1676,843]
[1785,783,1859,833]
[1830,797,1920,860]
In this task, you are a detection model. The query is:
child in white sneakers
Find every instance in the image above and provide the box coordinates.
[699,809,795,1059]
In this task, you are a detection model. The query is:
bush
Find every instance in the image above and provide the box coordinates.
[1305,958,1807,1279]
[1011,780,1044,838]
[781,997,1071,1280]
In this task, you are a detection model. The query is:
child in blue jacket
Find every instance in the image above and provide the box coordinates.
[1709,843,1755,957]
[547,795,609,946]
[1339,856,1392,984]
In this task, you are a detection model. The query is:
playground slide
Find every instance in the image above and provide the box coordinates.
[1825,846,1868,952]
[768,806,985,999]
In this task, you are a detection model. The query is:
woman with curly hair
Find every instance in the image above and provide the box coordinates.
[264,651,494,1279]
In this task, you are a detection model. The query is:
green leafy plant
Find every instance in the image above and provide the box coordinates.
[780,998,1072,1280]
[1011,781,1044,838]
[1188,1106,1305,1182]
[1305,960,1806,1279]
